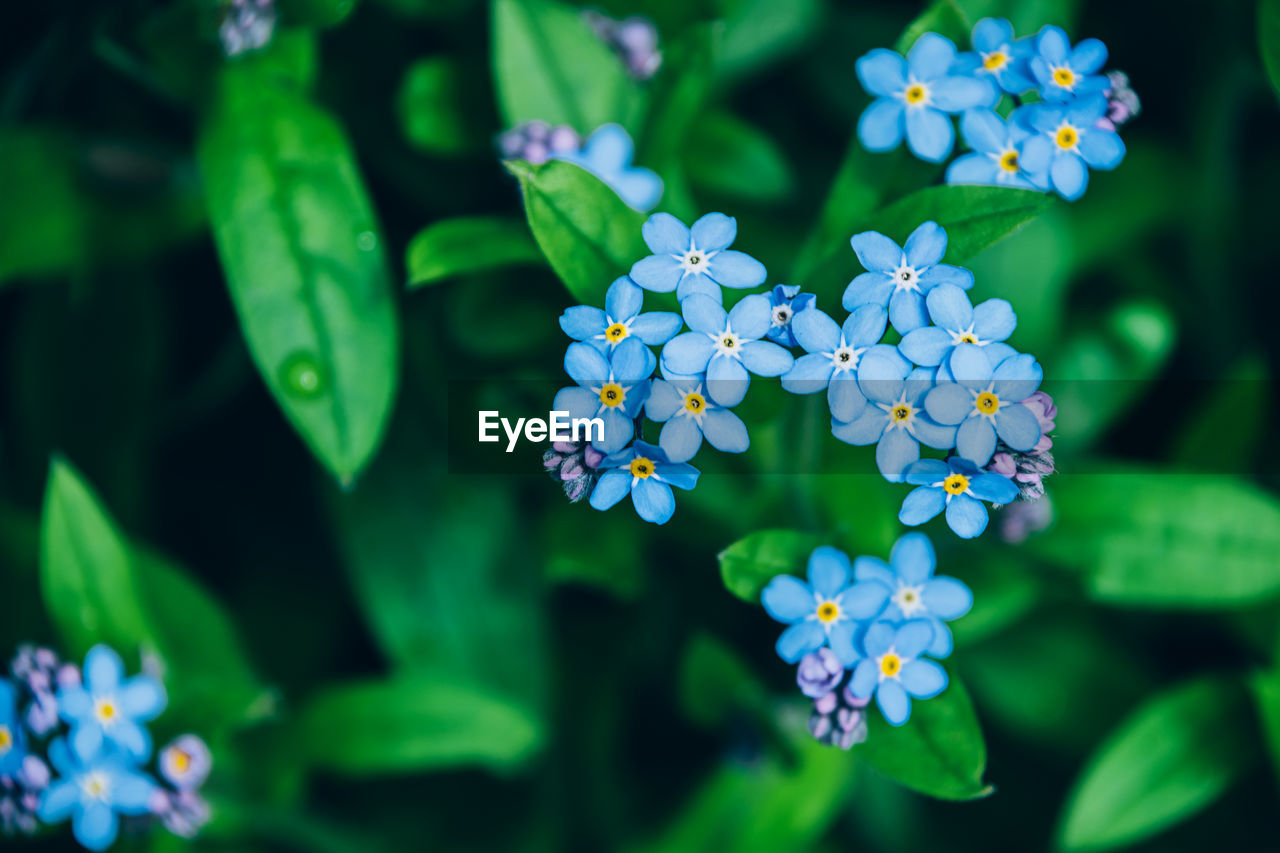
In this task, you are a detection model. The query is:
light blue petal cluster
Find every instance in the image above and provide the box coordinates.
[764,284,816,347]
[899,456,1019,538]
[588,441,699,524]
[1020,95,1126,200]
[553,124,664,212]
[559,276,681,354]
[842,221,974,335]
[630,212,768,303]
[553,336,656,455]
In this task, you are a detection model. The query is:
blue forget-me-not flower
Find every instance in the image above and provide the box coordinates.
[554,123,663,212]
[630,213,767,303]
[56,645,166,764]
[38,737,156,852]
[0,679,27,777]
[588,441,698,524]
[764,284,815,347]
[553,337,656,455]
[645,377,749,463]
[1020,95,1126,200]
[953,17,1035,95]
[559,276,682,355]
[781,304,892,423]
[843,221,974,334]
[924,344,1044,466]
[660,294,794,407]
[1028,25,1109,102]
[946,108,1044,190]
[856,33,995,162]
[899,456,1019,538]
[761,546,889,665]
[854,533,972,658]
[849,620,948,726]
[898,284,1017,370]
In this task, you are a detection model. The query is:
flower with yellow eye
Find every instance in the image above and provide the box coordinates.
[762,546,890,666]
[55,645,166,764]
[1027,26,1109,103]
[553,337,656,455]
[37,735,158,851]
[953,18,1035,95]
[924,344,1044,466]
[160,735,212,791]
[588,441,699,525]
[849,620,948,726]
[854,533,972,658]
[559,276,682,355]
[645,377,749,463]
[782,304,891,422]
[843,221,974,335]
[898,456,1018,539]
[899,284,1017,373]
[945,107,1045,191]
[1019,96,1126,201]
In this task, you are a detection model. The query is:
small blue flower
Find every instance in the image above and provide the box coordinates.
[946,107,1044,190]
[37,737,157,852]
[554,123,663,212]
[781,304,892,423]
[645,376,749,463]
[659,294,794,408]
[764,284,816,347]
[843,221,974,334]
[1028,26,1109,103]
[856,33,996,162]
[630,212,767,303]
[854,533,972,658]
[588,441,698,524]
[0,679,28,776]
[1020,96,1126,200]
[899,456,1018,538]
[56,645,166,764]
[761,546,889,665]
[831,347,957,482]
[923,344,1044,465]
[553,337,656,455]
[953,17,1036,95]
[559,276,682,355]
[849,620,948,726]
[898,284,1017,369]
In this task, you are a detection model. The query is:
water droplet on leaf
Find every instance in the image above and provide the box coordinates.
[279,352,328,398]
[357,230,378,252]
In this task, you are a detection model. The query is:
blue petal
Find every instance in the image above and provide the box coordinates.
[85,645,124,691]
[904,221,947,268]
[949,343,994,388]
[920,263,975,290]
[907,32,957,80]
[828,373,866,422]
[727,293,772,340]
[677,273,721,303]
[850,230,903,274]
[972,18,1013,52]
[605,276,643,321]
[580,123,633,172]
[108,768,156,814]
[808,545,853,597]
[899,486,946,525]
[853,556,895,586]
[876,428,920,482]
[691,212,737,252]
[73,801,119,852]
[924,382,972,425]
[831,406,887,445]
[969,472,1019,503]
[108,720,151,762]
[924,283,972,330]
[657,460,700,490]
[661,333,715,376]
[995,402,1042,450]
[889,289,930,334]
[956,417,996,465]
[843,272,894,310]
[900,659,948,698]
[611,337,656,384]
[709,250,767,289]
[701,408,749,453]
[642,212,690,254]
[890,532,935,584]
[911,415,958,450]
[945,493,990,538]
[776,621,825,663]
[38,779,80,823]
[857,346,910,403]
[1070,38,1108,73]
[857,98,905,151]
[72,721,103,763]
[645,379,684,421]
[840,581,890,620]
[560,306,606,341]
[630,253,683,293]
[553,386,601,422]
[851,659,878,698]
[761,574,814,622]
[972,299,1016,340]
[782,353,834,394]
[632,477,675,524]
[877,679,911,726]
[740,341,794,377]
[930,76,994,111]
[927,619,954,658]
[588,468,631,511]
[629,312,683,345]
[992,353,1043,400]
[904,458,949,485]
[707,355,750,407]
[960,108,1006,153]
[596,407,635,454]
[792,307,841,353]
[895,619,935,658]
[681,293,728,335]
[1051,152,1088,200]
[659,416,703,463]
[922,577,973,619]
[610,167,664,212]
[905,106,955,162]
[863,621,896,658]
[828,621,860,667]
[856,48,908,96]
[1079,128,1125,170]
[843,303,889,347]
[947,153,1001,186]
[1036,26,1070,64]
[899,327,953,366]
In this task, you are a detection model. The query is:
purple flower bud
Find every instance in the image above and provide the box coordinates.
[807,684,869,750]
[524,140,549,166]
[1102,70,1140,128]
[813,691,838,715]
[547,125,581,155]
[161,735,213,791]
[524,120,551,143]
[551,441,578,454]
[543,440,604,503]
[841,685,869,709]
[582,446,605,468]
[56,664,80,689]
[997,494,1054,543]
[220,0,277,56]
[988,452,1017,478]
[499,131,525,159]
[1023,391,1056,433]
[796,648,844,699]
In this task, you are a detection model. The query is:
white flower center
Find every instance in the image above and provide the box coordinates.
[892,262,921,293]
[679,244,715,275]
[893,583,927,618]
[949,326,984,346]
[711,326,743,359]
[80,770,112,802]
[771,306,792,327]
[830,344,864,373]
[880,395,917,431]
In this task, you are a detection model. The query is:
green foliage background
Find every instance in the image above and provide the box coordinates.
[1,0,1279,850]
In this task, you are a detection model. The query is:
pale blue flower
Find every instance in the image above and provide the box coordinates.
[923,344,1044,466]
[843,221,974,334]
[588,441,698,524]
[898,284,1016,369]
[630,212,767,303]
[849,620,948,726]
[56,645,166,764]
[552,337,655,455]
[781,304,893,423]
[559,276,682,354]
[898,456,1018,538]
[946,107,1045,190]
[1028,25,1109,103]
[1020,96,1126,200]
[644,376,749,463]
[764,284,816,347]
[853,533,972,658]
[953,17,1036,95]
[38,737,157,852]
[554,123,663,212]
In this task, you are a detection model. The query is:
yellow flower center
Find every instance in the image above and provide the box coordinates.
[682,392,706,414]
[943,473,970,496]
[1055,125,1079,149]
[958,332,979,344]
[904,84,927,104]
[891,405,911,422]
[879,652,902,677]
[721,336,736,349]
[171,748,191,773]
[629,457,654,479]
[1052,66,1076,88]
[901,590,917,604]
[999,151,1019,172]
[816,601,840,623]
[599,383,625,407]
[0,725,12,754]
[982,51,1008,71]
[94,698,118,726]
[975,391,1000,414]
[604,322,629,343]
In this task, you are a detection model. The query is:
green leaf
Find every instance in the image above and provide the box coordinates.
[1172,355,1268,473]
[874,185,1054,263]
[1249,668,1280,785]
[677,633,767,727]
[684,111,793,201]
[491,0,641,131]
[298,676,544,775]
[277,0,359,28]
[197,65,400,483]
[894,0,971,53]
[39,458,156,659]
[405,216,541,289]
[717,529,824,604]
[1030,471,1280,607]
[508,159,647,304]
[396,57,488,156]
[714,0,821,79]
[1261,0,1280,99]
[857,676,992,801]
[1058,676,1254,851]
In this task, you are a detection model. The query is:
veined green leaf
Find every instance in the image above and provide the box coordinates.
[717,529,824,604]
[508,159,647,304]
[406,216,541,288]
[857,676,992,801]
[1058,676,1253,851]
[298,676,544,775]
[198,64,400,483]
[873,185,1054,263]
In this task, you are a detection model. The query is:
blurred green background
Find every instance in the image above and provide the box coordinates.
[2,0,1280,850]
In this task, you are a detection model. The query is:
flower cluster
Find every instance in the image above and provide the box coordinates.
[218,0,276,58]
[501,122,663,212]
[763,534,968,730]
[582,10,662,80]
[856,19,1137,200]
[1,644,211,850]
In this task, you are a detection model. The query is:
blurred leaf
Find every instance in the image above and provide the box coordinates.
[1249,667,1280,785]
[396,57,488,156]
[678,633,767,727]
[198,64,400,483]
[875,185,1054,263]
[1261,0,1280,99]
[1058,676,1254,851]
[717,529,824,604]
[1048,300,1176,447]
[947,549,1041,647]
[858,676,992,801]
[1031,471,1280,607]
[714,0,821,79]
[406,216,541,288]
[507,159,647,304]
[684,111,793,202]
[299,676,543,775]
[1172,355,1269,473]
[542,508,645,599]
[491,0,642,131]
[39,458,155,659]
[894,0,971,52]
[278,0,359,28]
